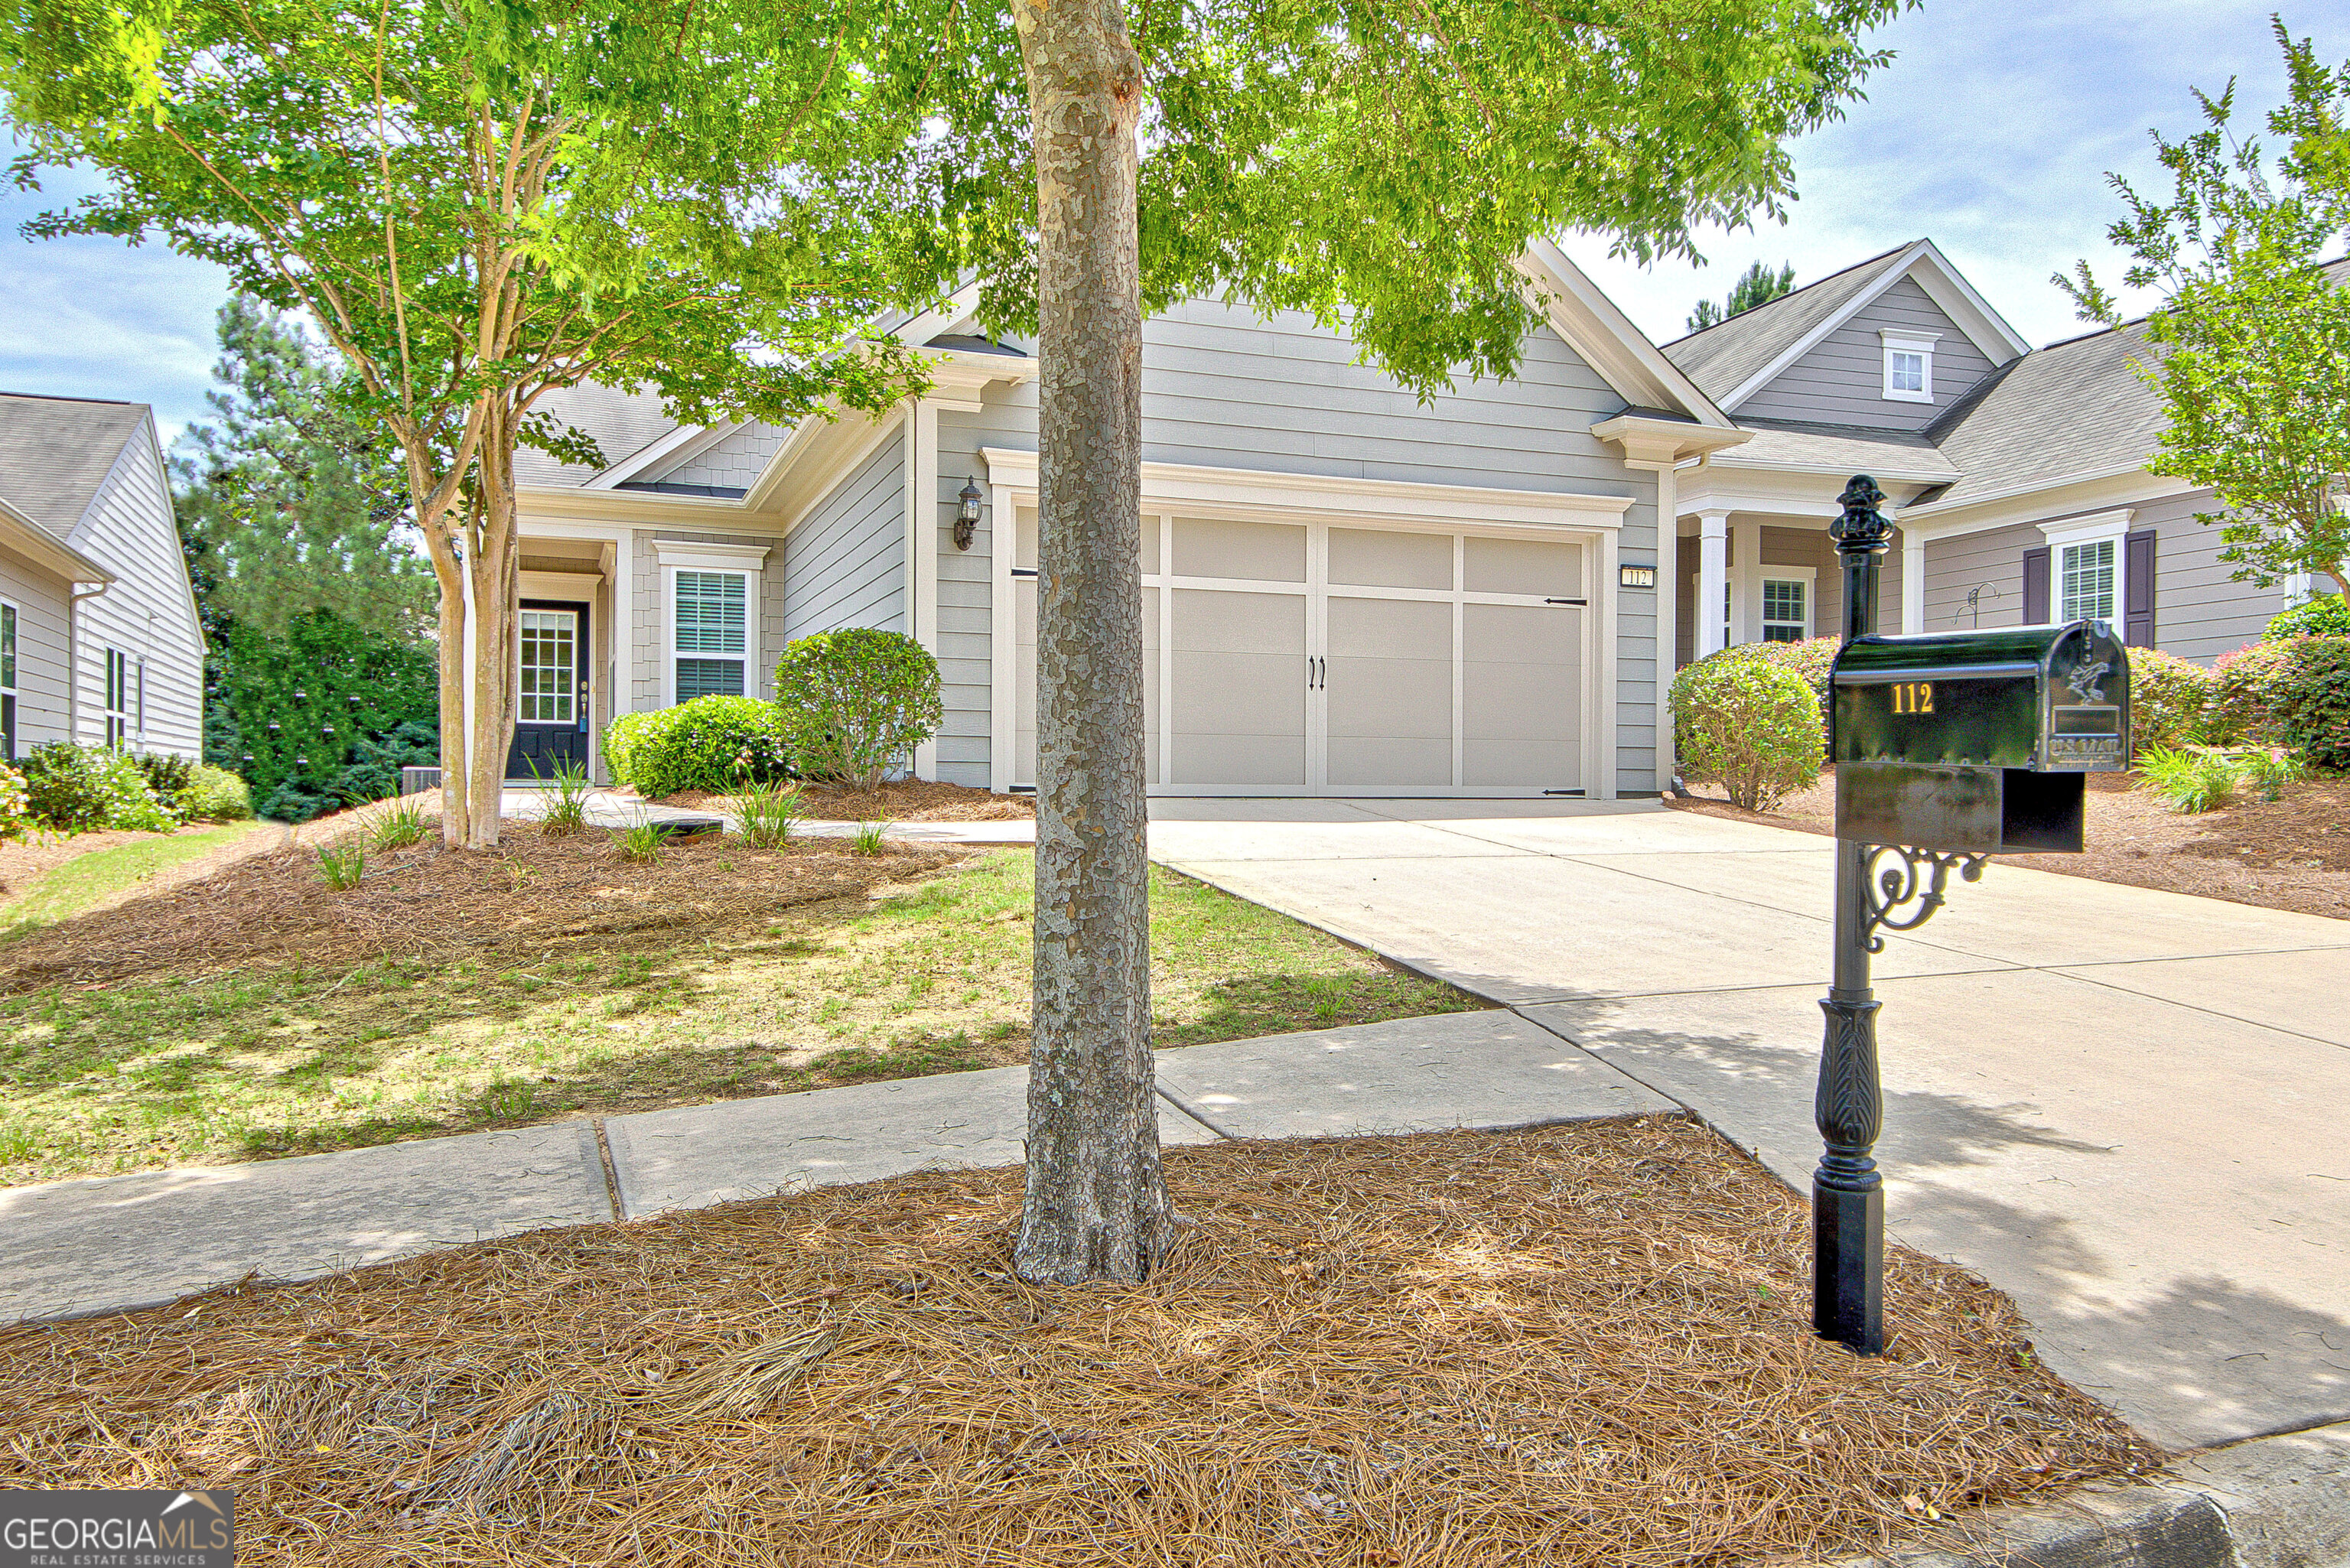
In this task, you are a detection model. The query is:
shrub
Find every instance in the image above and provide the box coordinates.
[2276,636,2350,769]
[773,628,942,789]
[603,696,791,799]
[133,753,196,814]
[204,607,438,819]
[2123,648,2215,754]
[1710,637,1839,731]
[2208,641,2292,746]
[0,765,28,841]
[1668,658,1824,812]
[181,763,253,821]
[2265,594,2350,641]
[19,743,178,833]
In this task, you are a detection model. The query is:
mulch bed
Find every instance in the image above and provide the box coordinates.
[662,779,1034,823]
[0,822,959,990]
[0,1118,2156,1568]
[1672,768,2350,921]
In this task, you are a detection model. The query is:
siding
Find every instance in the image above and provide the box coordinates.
[64,427,206,757]
[0,550,73,752]
[1672,522,1898,665]
[1922,491,2284,662]
[933,410,997,789]
[633,529,786,707]
[659,424,790,492]
[941,297,1657,794]
[782,432,907,642]
[1736,277,2002,433]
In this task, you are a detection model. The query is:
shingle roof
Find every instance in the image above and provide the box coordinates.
[0,393,148,537]
[513,382,679,487]
[1918,320,2166,508]
[1661,244,1915,403]
[1727,417,1959,482]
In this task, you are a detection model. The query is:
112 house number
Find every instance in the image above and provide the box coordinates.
[1888,682,1935,714]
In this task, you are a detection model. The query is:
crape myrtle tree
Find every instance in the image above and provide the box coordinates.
[908,0,1911,1283]
[1,0,952,846]
[2060,18,2350,597]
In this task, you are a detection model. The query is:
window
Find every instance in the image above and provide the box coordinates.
[103,647,129,748]
[1880,329,1940,404]
[519,610,578,723]
[674,570,747,699]
[1762,577,1810,642]
[1,601,15,762]
[2059,538,2116,623]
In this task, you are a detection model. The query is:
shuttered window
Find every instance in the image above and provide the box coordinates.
[2059,538,2115,623]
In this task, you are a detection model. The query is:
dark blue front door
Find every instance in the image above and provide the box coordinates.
[506,599,590,779]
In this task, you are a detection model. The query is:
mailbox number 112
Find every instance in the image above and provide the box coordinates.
[1889,682,1935,714]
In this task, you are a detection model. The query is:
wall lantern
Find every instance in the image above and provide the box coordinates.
[1619,564,1657,590]
[954,477,982,551]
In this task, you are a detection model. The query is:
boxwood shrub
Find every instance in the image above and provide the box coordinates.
[2265,594,2350,641]
[2277,636,2350,770]
[604,695,792,799]
[1669,657,1824,812]
[2122,648,2215,755]
[773,628,942,789]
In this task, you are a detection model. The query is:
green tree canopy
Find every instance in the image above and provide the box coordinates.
[1689,259,1800,332]
[175,296,435,645]
[2059,16,2350,597]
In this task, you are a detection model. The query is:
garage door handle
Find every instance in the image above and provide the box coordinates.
[1547,597,1587,606]
[1304,656,1325,690]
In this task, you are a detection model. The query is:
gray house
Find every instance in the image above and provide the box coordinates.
[0,395,206,763]
[511,238,2296,798]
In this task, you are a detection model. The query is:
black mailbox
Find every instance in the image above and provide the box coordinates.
[1831,620,2130,854]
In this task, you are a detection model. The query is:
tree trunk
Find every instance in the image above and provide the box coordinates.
[434,564,470,847]
[461,411,519,851]
[1011,0,1172,1285]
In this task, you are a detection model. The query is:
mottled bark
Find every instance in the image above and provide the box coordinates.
[1011,0,1173,1284]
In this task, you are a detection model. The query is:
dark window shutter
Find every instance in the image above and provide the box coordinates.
[2023,547,2050,624]
[2124,528,2157,646]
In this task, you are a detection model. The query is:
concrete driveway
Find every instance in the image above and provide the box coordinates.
[1147,798,2350,1451]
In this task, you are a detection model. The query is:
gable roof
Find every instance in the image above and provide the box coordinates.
[1910,320,2166,511]
[0,393,150,538]
[1662,245,1912,405]
[1518,239,1734,425]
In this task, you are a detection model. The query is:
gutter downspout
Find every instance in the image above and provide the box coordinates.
[69,581,109,746]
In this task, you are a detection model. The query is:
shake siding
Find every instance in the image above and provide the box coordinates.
[1736,278,2003,432]
[783,434,907,642]
[0,551,72,750]
[65,430,204,756]
[661,425,789,492]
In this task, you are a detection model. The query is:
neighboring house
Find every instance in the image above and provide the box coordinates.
[509,237,2296,799]
[0,395,206,763]
[1659,239,2315,669]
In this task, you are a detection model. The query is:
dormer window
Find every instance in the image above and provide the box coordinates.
[1881,329,1940,403]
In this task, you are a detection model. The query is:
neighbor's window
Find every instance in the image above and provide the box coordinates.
[103,646,129,748]
[1762,578,1809,642]
[675,570,747,699]
[1,601,16,761]
[2059,538,2116,623]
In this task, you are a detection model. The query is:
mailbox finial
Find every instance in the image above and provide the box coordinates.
[1831,474,1892,554]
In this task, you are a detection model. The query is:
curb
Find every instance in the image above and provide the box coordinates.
[1829,1419,2349,1568]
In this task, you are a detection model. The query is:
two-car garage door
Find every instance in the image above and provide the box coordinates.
[1012,512,1593,796]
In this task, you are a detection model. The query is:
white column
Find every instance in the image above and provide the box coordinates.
[1695,509,1730,658]
[1730,519,1762,645]
[1654,463,1678,792]
[905,399,941,780]
[1901,530,1926,634]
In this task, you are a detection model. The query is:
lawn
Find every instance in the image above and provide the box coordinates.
[0,821,270,940]
[0,844,1477,1184]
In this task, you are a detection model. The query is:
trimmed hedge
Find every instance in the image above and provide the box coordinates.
[773,629,942,789]
[2209,641,2291,746]
[604,695,792,799]
[1669,657,1824,812]
[2124,648,2216,755]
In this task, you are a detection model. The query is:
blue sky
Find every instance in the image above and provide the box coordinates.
[3,1,2345,444]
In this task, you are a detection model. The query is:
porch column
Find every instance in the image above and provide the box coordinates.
[1901,529,1925,634]
[1730,518,1762,645]
[1696,509,1730,658]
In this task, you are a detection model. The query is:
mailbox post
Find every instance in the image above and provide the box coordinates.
[1811,475,2129,1355]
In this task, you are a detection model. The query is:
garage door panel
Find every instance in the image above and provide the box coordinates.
[1173,517,1305,581]
[1462,602,1580,790]
[1326,594,1447,659]
[1328,527,1451,590]
[1169,587,1306,788]
[1463,739,1580,788]
[1326,595,1451,789]
[1464,535,1583,597]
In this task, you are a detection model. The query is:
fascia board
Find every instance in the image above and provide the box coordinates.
[1517,239,1736,428]
[981,446,1634,529]
[0,494,116,582]
[1589,414,1751,468]
[1718,240,1930,411]
[1896,466,2195,541]
[513,483,747,524]
[890,279,988,347]
[1908,240,2033,362]
[587,421,734,490]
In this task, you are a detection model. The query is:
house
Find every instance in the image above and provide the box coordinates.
[509,239,2295,798]
[0,395,206,763]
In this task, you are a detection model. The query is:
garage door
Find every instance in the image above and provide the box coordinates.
[1012,511,1589,796]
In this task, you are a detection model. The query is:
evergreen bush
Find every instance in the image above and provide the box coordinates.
[772,628,942,789]
[19,743,178,833]
[182,763,253,821]
[205,608,439,821]
[2123,648,2215,755]
[1668,658,1824,812]
[603,696,791,798]
[2276,636,2350,769]
[2264,594,2350,640]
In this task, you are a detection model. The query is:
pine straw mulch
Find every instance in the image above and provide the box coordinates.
[662,779,1035,822]
[0,1118,2158,1568]
[0,823,961,991]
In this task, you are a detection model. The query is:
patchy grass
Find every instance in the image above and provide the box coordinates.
[0,851,1476,1183]
[0,823,268,942]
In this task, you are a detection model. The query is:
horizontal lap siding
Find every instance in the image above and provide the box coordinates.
[1737,278,2001,433]
[67,432,204,756]
[952,298,1655,794]
[0,553,72,750]
[783,435,907,642]
[935,410,996,789]
[1923,522,2040,633]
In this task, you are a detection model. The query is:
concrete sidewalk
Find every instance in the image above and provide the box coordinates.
[1150,799,2350,1451]
[498,786,1034,845]
[0,1010,1668,1323]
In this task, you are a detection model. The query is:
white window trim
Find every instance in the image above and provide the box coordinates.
[103,646,129,749]
[2039,510,2132,627]
[1881,329,1941,404]
[653,539,770,708]
[0,597,18,701]
[1760,564,1818,641]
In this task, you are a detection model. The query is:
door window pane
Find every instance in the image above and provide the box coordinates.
[2059,539,2115,622]
[519,610,577,724]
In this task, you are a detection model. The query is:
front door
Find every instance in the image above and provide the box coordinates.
[507,600,590,780]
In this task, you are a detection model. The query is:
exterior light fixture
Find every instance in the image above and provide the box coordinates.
[1619,564,1657,589]
[954,477,982,551]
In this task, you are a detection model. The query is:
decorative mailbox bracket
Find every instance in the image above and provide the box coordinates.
[1810,477,2130,1357]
